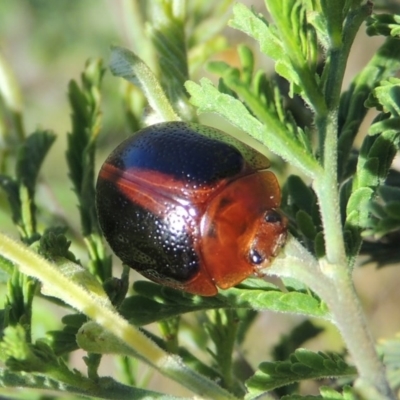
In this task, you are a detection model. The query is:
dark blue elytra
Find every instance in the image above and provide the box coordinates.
[105,121,245,186]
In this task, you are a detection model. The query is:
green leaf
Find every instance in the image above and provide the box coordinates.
[360,183,400,241]
[346,187,374,231]
[366,13,400,37]
[366,77,400,116]
[308,8,329,50]
[245,349,356,396]
[286,175,319,219]
[0,324,56,372]
[363,132,398,183]
[0,365,182,400]
[66,59,113,282]
[282,175,321,254]
[369,116,400,137]
[84,352,101,380]
[345,76,400,257]
[229,4,283,61]
[338,38,400,180]
[38,227,79,263]
[120,279,329,326]
[229,2,322,108]
[320,0,345,46]
[186,78,320,177]
[296,210,317,240]
[3,268,36,331]
[207,46,314,158]
[66,58,104,238]
[15,130,56,196]
[265,0,321,105]
[47,313,87,355]
[204,309,242,395]
[109,45,180,122]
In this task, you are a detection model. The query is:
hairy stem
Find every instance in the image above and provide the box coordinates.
[325,268,394,399]
[271,238,394,399]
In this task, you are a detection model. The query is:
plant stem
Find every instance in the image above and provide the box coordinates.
[312,110,394,399]
[325,268,394,399]
[109,46,181,123]
[307,3,394,395]
[314,110,347,267]
[269,238,395,399]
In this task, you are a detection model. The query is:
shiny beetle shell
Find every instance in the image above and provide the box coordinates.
[96,121,287,296]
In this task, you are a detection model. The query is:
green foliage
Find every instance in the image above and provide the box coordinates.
[15,130,55,196]
[207,44,314,156]
[119,280,328,326]
[37,226,79,264]
[47,313,87,355]
[363,183,400,245]
[230,2,320,103]
[0,324,180,400]
[366,13,400,37]
[0,129,55,240]
[345,77,400,261]
[338,38,400,181]
[1,324,67,373]
[246,349,356,398]
[3,269,36,334]
[66,58,111,282]
[204,309,244,396]
[110,46,181,123]
[66,58,104,237]
[1,1,400,399]
[186,77,319,176]
[282,175,322,255]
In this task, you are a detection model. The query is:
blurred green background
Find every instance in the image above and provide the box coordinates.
[0,1,133,234]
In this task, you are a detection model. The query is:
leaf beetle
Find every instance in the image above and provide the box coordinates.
[96,121,287,296]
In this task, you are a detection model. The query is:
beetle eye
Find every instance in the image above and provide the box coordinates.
[249,248,264,265]
[264,209,282,224]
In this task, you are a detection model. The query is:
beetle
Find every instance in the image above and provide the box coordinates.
[96,121,287,296]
